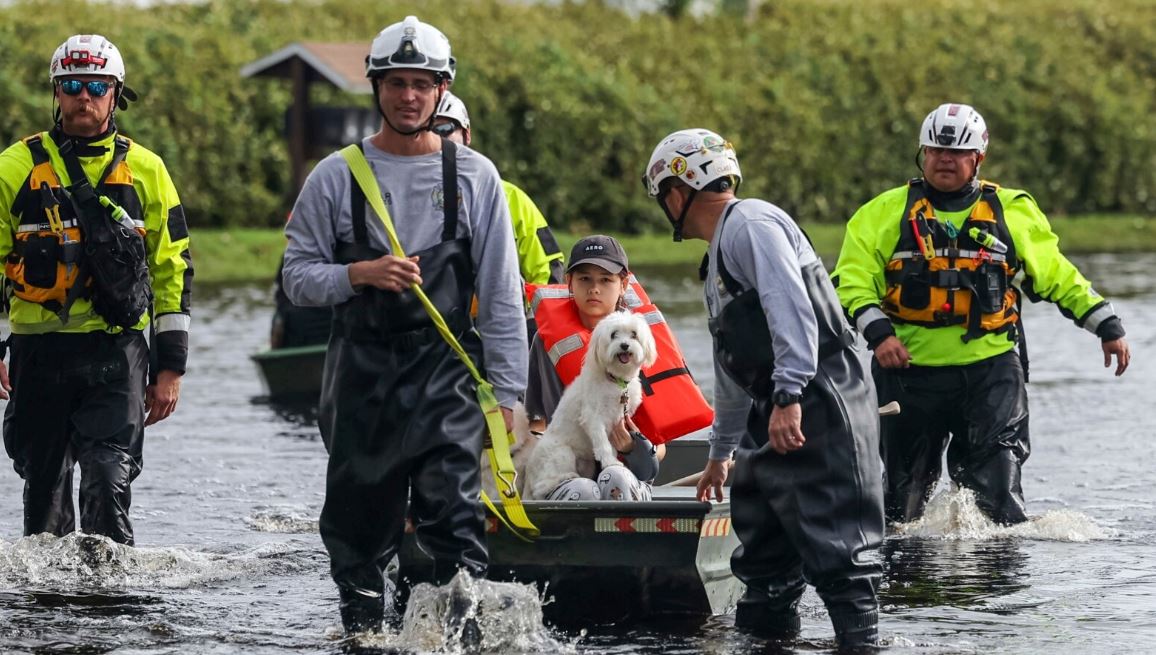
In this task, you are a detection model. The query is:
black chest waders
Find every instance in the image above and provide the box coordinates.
[706,203,884,647]
[317,142,535,632]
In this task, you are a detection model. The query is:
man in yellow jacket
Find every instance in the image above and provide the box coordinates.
[834,103,1129,525]
[432,91,564,285]
[0,35,193,545]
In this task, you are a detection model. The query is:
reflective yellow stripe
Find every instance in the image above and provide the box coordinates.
[891,248,1007,263]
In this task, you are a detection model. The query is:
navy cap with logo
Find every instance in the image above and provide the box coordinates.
[567,235,629,274]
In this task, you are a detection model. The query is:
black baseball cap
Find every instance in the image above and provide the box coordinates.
[567,235,629,274]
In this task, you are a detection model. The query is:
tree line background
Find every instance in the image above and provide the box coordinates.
[1,0,1153,233]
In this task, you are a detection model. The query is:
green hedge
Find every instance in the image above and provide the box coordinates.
[1,0,1153,233]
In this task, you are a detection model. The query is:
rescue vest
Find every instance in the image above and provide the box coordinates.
[883,179,1020,342]
[5,132,148,326]
[527,277,714,444]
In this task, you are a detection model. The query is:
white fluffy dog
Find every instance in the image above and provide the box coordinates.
[523,311,658,500]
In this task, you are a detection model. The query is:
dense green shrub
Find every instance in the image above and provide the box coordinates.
[1,0,1153,231]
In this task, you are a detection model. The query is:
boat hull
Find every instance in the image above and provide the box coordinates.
[398,487,741,624]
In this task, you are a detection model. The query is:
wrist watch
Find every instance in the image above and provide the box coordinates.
[772,390,802,408]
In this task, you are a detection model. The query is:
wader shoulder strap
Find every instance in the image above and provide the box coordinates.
[349,144,369,246]
[441,139,459,241]
[346,140,459,247]
[339,143,538,540]
[712,200,815,297]
[714,201,746,298]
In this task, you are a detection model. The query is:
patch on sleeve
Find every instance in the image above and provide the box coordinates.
[168,205,189,241]
[537,226,561,256]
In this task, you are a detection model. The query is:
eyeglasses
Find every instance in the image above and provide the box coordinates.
[58,79,111,97]
[431,122,459,137]
[380,77,437,94]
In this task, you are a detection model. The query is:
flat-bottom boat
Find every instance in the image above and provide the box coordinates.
[398,486,740,625]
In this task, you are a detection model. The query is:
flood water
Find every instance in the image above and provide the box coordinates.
[1,253,1153,654]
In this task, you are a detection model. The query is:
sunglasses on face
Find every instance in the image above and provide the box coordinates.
[58,79,112,97]
[431,122,459,138]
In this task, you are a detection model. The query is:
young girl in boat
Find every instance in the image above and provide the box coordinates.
[524,235,666,501]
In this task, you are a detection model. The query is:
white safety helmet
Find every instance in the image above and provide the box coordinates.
[49,34,125,82]
[435,90,470,130]
[919,103,988,154]
[365,16,453,81]
[643,128,742,198]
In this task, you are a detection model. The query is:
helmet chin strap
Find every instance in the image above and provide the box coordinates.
[371,79,439,137]
[658,188,697,242]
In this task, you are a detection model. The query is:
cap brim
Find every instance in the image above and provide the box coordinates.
[567,257,626,274]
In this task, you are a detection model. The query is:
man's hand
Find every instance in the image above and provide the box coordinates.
[874,336,911,369]
[0,360,10,401]
[500,406,514,434]
[145,369,182,426]
[696,458,732,502]
[1103,337,1130,377]
[768,403,805,455]
[348,254,422,292]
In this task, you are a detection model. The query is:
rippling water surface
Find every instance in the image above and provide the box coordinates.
[1,253,1153,654]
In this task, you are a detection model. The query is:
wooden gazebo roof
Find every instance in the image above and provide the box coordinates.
[240,42,372,94]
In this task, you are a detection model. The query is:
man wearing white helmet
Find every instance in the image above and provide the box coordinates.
[281,16,526,635]
[0,34,192,545]
[835,103,1130,526]
[643,129,884,647]
[433,91,565,286]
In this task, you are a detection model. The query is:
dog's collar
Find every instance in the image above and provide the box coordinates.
[607,373,631,408]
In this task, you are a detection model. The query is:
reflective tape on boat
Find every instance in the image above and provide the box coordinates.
[594,517,701,533]
[700,517,731,537]
[486,516,499,533]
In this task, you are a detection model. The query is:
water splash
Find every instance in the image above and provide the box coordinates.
[0,532,311,590]
[243,509,319,533]
[896,487,1112,542]
[351,571,577,654]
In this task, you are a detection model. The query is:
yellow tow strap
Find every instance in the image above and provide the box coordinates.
[340,145,538,541]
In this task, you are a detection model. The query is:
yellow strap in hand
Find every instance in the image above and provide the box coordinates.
[340,145,538,539]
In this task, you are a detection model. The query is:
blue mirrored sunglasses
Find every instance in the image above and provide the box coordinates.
[58,79,111,97]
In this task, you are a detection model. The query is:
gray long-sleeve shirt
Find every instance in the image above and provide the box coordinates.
[282,137,527,406]
[703,199,820,460]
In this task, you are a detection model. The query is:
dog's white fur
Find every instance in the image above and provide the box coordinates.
[523,311,658,500]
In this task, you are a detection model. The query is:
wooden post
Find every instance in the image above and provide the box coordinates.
[288,57,310,200]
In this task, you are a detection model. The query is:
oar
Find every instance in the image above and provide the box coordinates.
[661,401,901,488]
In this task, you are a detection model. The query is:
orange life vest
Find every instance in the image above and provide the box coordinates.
[527,276,714,444]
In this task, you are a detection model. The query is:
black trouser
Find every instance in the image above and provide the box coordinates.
[872,350,1030,525]
[3,331,148,545]
[730,349,884,638]
[318,329,489,626]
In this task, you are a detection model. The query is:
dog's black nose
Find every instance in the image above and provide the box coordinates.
[619,342,630,351]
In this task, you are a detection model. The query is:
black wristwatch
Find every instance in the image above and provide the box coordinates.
[772,390,802,408]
